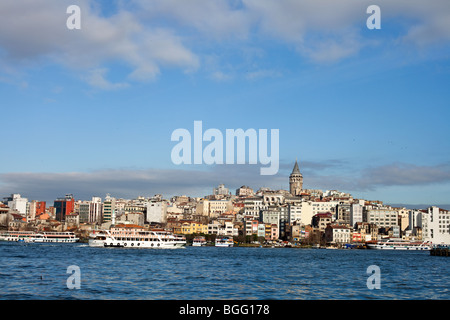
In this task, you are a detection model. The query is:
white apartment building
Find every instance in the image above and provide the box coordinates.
[408,209,424,235]
[243,197,265,218]
[6,194,28,215]
[289,200,336,226]
[146,201,167,224]
[325,225,351,244]
[90,197,103,224]
[208,221,238,236]
[423,206,450,245]
[364,209,399,229]
[209,200,233,217]
[309,200,339,220]
[350,202,364,227]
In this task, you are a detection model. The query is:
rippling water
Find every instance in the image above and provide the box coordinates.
[0,242,448,300]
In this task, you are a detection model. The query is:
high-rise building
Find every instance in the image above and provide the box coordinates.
[90,197,103,224]
[423,206,450,245]
[78,201,90,223]
[102,194,115,224]
[289,159,303,196]
[54,194,75,222]
[4,194,28,215]
[27,200,45,221]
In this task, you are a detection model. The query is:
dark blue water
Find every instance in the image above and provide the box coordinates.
[0,242,448,300]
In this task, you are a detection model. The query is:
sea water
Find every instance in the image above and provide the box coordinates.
[0,242,448,300]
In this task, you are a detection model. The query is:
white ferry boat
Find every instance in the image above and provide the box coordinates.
[367,238,431,250]
[215,236,234,247]
[192,236,207,246]
[89,228,186,249]
[0,231,79,243]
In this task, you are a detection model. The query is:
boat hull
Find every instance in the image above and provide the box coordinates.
[89,239,186,249]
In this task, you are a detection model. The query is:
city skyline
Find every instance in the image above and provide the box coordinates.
[1,0,450,206]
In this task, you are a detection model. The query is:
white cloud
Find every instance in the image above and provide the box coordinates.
[0,0,199,87]
[132,0,252,40]
[0,0,449,87]
[85,68,129,90]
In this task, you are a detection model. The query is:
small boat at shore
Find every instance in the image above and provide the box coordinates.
[215,236,234,247]
[192,236,207,246]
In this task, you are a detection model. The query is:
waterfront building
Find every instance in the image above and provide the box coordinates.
[310,200,338,217]
[336,203,351,225]
[395,207,410,232]
[408,209,424,237]
[89,197,103,224]
[218,221,238,237]
[245,219,259,236]
[209,199,233,218]
[293,201,314,226]
[350,202,364,228]
[54,194,75,222]
[289,159,303,196]
[260,204,290,240]
[207,220,238,236]
[423,206,450,245]
[291,223,307,243]
[4,194,28,215]
[364,208,399,229]
[289,204,302,224]
[176,221,208,234]
[195,199,209,217]
[27,201,37,222]
[65,213,79,228]
[325,224,351,244]
[102,195,115,224]
[207,220,221,235]
[354,222,378,242]
[146,200,167,224]
[264,223,278,241]
[28,200,46,221]
[116,212,145,226]
[243,196,264,218]
[312,212,332,232]
[78,201,90,223]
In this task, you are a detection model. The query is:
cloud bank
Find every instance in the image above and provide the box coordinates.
[0,0,449,88]
[2,161,450,203]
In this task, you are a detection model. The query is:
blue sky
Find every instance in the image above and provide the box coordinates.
[1,0,450,206]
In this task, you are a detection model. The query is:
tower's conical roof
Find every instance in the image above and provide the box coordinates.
[291,159,301,175]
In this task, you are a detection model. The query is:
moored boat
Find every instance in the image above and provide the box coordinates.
[367,238,431,250]
[192,236,207,246]
[215,236,234,247]
[88,227,186,249]
[0,230,79,243]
